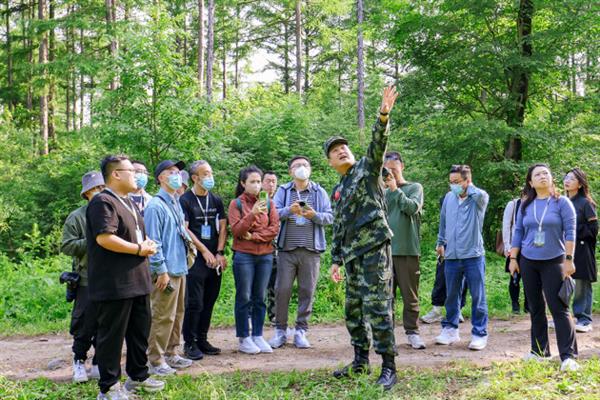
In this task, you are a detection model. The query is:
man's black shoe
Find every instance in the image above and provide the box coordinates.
[333,346,370,378]
[198,340,221,355]
[376,367,397,390]
[184,342,204,360]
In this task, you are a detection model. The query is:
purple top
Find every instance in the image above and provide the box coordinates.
[512,196,576,260]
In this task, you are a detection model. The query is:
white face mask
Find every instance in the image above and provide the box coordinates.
[294,166,310,181]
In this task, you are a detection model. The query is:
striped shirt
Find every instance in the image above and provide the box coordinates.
[282,186,315,252]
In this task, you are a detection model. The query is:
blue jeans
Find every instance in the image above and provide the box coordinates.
[573,279,593,325]
[233,252,273,338]
[442,256,488,337]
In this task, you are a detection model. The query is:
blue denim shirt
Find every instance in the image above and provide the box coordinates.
[145,189,188,276]
[437,185,489,260]
[274,181,333,252]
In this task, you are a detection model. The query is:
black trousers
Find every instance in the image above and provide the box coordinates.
[95,295,151,393]
[70,285,98,363]
[520,255,578,361]
[266,256,278,322]
[505,256,529,311]
[431,257,468,308]
[183,261,222,344]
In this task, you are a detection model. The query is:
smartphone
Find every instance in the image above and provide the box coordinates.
[260,191,269,203]
[298,201,306,208]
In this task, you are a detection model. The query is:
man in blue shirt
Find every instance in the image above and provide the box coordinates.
[145,160,193,375]
[435,165,489,350]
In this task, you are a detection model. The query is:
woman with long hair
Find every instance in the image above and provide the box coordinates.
[563,168,598,333]
[228,165,280,354]
[510,163,579,371]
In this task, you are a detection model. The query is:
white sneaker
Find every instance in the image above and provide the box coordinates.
[124,377,165,393]
[420,306,443,324]
[268,328,287,349]
[73,360,89,383]
[523,352,551,362]
[252,336,273,353]
[239,336,261,354]
[149,362,176,376]
[407,334,426,349]
[468,335,488,351]
[575,323,592,333]
[97,383,129,400]
[89,364,100,380]
[560,358,581,372]
[165,354,193,369]
[435,327,460,345]
[294,329,311,349]
[458,312,465,323]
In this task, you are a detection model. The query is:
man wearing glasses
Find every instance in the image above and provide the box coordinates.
[86,155,164,399]
[129,160,153,216]
[435,164,489,351]
[269,156,333,350]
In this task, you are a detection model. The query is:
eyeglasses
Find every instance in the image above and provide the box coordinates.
[135,170,148,175]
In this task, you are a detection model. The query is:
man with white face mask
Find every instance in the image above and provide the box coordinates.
[269,156,333,349]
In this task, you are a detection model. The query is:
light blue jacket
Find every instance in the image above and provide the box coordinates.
[437,185,489,260]
[145,189,188,276]
[274,181,333,252]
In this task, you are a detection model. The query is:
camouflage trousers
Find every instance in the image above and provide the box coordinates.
[344,242,395,356]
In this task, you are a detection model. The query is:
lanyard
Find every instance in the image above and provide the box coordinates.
[105,188,140,230]
[192,188,210,226]
[533,197,551,232]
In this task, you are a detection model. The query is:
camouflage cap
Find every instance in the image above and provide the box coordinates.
[323,136,348,156]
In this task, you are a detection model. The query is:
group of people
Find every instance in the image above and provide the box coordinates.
[59,86,597,399]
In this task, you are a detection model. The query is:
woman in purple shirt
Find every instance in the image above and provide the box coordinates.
[509,163,579,372]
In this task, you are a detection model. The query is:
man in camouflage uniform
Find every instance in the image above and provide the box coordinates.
[326,85,398,390]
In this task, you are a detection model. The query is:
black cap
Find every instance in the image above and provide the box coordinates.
[323,136,348,156]
[154,160,186,182]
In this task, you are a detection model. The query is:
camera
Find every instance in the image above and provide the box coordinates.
[298,201,306,207]
[59,271,80,302]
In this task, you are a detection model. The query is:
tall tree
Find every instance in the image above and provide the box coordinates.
[4,0,14,110]
[206,0,214,101]
[295,0,302,95]
[197,0,204,96]
[38,0,48,155]
[356,0,365,130]
[105,0,118,90]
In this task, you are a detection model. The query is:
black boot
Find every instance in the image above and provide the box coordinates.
[333,346,371,378]
[376,354,397,391]
[198,339,221,355]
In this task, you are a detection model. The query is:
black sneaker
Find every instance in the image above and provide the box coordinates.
[198,340,221,355]
[184,342,204,360]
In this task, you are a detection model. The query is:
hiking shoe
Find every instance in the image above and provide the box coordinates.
[73,360,88,383]
[149,362,176,376]
[523,352,551,362]
[420,306,443,324]
[294,329,311,349]
[575,323,592,333]
[165,354,193,369]
[407,334,426,349]
[97,383,129,400]
[89,364,100,380]
[560,358,580,372]
[124,377,165,393]
[435,327,460,345]
[198,340,221,355]
[239,336,261,354]
[268,328,287,349]
[252,336,273,353]
[375,367,397,391]
[184,342,204,360]
[468,335,488,351]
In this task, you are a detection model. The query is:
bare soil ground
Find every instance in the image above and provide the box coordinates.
[2,316,599,381]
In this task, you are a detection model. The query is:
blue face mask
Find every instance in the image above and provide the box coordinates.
[450,183,464,196]
[135,173,148,190]
[202,177,215,191]
[168,173,183,190]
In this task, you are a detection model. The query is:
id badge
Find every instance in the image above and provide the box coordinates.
[296,216,307,226]
[534,230,545,247]
[201,224,212,240]
[135,228,143,244]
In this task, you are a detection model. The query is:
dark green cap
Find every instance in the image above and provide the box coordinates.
[323,136,348,156]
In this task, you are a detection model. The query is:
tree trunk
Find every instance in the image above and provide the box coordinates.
[79,28,85,129]
[89,76,94,126]
[356,0,365,131]
[295,0,302,95]
[206,0,214,102]
[197,0,204,96]
[38,0,49,155]
[234,4,240,89]
[505,0,533,162]
[303,1,310,94]
[65,5,71,131]
[48,0,55,144]
[26,0,33,115]
[570,52,577,96]
[222,48,227,99]
[5,0,14,111]
[105,0,118,90]
[283,18,290,94]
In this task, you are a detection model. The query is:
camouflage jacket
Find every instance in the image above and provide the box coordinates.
[330,117,393,265]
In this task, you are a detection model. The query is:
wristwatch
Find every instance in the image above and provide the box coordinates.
[566,255,573,261]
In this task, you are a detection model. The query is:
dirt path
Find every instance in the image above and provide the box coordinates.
[2,316,600,382]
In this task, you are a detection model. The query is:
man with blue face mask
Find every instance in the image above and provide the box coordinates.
[435,164,490,351]
[180,160,228,360]
[144,160,193,375]
[129,160,153,216]
[269,155,333,350]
